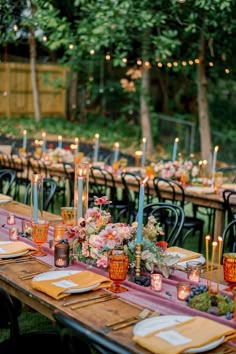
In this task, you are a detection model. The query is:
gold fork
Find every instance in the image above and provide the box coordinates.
[106,308,151,331]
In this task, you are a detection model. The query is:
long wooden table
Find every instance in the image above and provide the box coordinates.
[0,201,236,353]
[0,154,229,239]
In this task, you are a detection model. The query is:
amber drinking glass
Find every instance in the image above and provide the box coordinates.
[31,220,49,256]
[61,207,77,226]
[108,248,129,293]
[223,253,236,291]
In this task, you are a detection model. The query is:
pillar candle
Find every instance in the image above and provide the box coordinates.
[42,131,47,153]
[93,133,100,163]
[209,241,217,292]
[77,176,83,219]
[58,135,62,149]
[141,137,146,166]
[136,177,148,243]
[172,137,179,161]
[113,142,120,162]
[22,130,27,150]
[212,145,219,180]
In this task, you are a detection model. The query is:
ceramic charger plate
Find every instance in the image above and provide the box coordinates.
[0,194,13,204]
[133,315,224,353]
[32,270,100,294]
[0,241,29,259]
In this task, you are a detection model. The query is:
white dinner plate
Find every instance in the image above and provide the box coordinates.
[0,194,13,204]
[177,255,206,269]
[185,186,215,194]
[32,270,100,294]
[133,315,224,353]
[0,241,30,259]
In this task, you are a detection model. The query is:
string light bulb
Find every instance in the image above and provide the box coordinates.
[69,44,74,50]
[122,58,127,63]
[105,54,111,60]
[157,62,163,67]
[13,24,18,31]
[90,49,95,55]
[137,59,142,65]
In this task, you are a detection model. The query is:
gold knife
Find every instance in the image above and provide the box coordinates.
[71,295,117,310]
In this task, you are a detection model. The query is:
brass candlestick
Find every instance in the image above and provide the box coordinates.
[135,243,142,276]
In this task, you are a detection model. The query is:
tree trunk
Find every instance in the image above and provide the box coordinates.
[66,70,78,121]
[197,33,212,168]
[140,68,154,157]
[29,2,41,122]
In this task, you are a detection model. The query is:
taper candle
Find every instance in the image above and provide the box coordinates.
[172,137,179,161]
[22,130,27,150]
[209,241,217,292]
[93,133,100,163]
[33,181,38,221]
[136,177,148,243]
[74,137,79,154]
[141,137,146,166]
[217,236,223,292]
[113,142,120,162]
[58,135,62,149]
[77,176,83,219]
[205,235,211,288]
[42,131,47,153]
[212,145,219,180]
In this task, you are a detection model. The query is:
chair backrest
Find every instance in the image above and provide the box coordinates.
[222,189,236,224]
[221,219,236,263]
[0,169,16,196]
[89,166,109,199]
[142,202,185,246]
[53,310,131,354]
[153,176,185,208]
[24,177,57,211]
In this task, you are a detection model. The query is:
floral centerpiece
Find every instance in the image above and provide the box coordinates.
[64,196,180,275]
[42,146,74,163]
[154,155,199,181]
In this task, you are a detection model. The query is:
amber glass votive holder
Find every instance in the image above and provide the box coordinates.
[176,282,191,300]
[151,274,162,291]
[54,239,69,268]
[108,248,129,293]
[61,207,77,226]
[186,261,202,282]
[223,253,236,290]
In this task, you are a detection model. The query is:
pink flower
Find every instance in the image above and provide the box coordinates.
[94,196,112,205]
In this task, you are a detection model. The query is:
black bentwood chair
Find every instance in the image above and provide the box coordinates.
[142,202,185,246]
[0,288,64,354]
[221,219,236,264]
[53,310,131,354]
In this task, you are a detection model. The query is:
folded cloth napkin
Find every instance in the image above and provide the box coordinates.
[31,270,112,300]
[0,241,36,256]
[166,246,202,262]
[133,316,236,354]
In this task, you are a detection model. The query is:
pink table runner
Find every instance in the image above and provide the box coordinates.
[0,207,236,334]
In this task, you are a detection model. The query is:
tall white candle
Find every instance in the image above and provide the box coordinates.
[77,176,83,219]
[212,145,219,180]
[113,142,120,162]
[172,137,179,161]
[136,177,148,243]
[33,182,38,221]
[93,133,100,163]
[74,137,79,154]
[22,130,27,150]
[58,135,62,149]
[42,131,47,153]
[141,137,146,166]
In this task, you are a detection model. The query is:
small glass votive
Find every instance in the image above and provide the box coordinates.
[54,239,69,268]
[22,219,32,237]
[53,224,65,242]
[186,261,202,282]
[7,213,15,225]
[176,282,191,300]
[9,227,19,241]
[151,274,162,291]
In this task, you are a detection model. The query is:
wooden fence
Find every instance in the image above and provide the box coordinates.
[0,62,68,118]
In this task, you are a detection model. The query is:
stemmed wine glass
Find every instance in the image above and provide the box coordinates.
[107,247,129,293]
[31,220,49,257]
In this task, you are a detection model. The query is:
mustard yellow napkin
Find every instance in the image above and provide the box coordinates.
[133,316,236,354]
[0,241,36,256]
[167,246,202,262]
[31,270,112,300]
